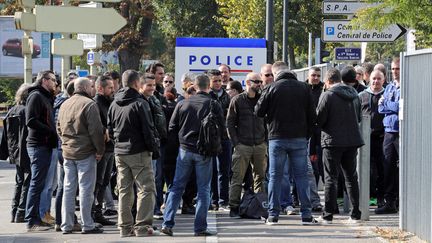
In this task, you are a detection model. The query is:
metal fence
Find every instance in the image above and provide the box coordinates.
[400,48,432,242]
[292,63,332,81]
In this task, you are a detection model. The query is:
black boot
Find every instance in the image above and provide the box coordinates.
[375,201,397,214]
[11,208,17,223]
[93,211,116,226]
[15,210,26,223]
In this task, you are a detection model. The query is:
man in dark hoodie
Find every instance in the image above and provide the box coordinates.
[316,68,364,224]
[25,70,58,232]
[358,70,386,208]
[107,70,159,237]
[0,84,31,223]
[255,62,317,226]
[341,66,366,93]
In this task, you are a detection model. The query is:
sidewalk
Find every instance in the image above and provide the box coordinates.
[0,161,412,243]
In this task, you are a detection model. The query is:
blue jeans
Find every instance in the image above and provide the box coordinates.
[211,139,231,206]
[280,157,293,209]
[55,151,64,225]
[61,155,97,231]
[25,146,52,227]
[268,138,311,219]
[163,148,212,233]
[40,148,58,218]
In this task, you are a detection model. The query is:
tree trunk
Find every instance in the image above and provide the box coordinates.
[118,49,142,75]
[288,46,296,69]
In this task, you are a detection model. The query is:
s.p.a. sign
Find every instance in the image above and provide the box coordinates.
[175,37,267,90]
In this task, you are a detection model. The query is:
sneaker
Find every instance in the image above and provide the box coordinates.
[312,205,323,212]
[94,216,116,226]
[62,230,72,234]
[345,217,361,225]
[302,217,320,225]
[41,212,55,225]
[265,216,278,225]
[153,211,164,220]
[161,226,173,236]
[219,205,230,212]
[103,209,118,217]
[285,206,298,215]
[46,213,55,221]
[81,227,104,234]
[317,216,332,225]
[39,221,54,228]
[120,227,135,238]
[229,207,240,218]
[375,203,398,214]
[135,227,160,237]
[194,229,217,236]
[94,223,103,229]
[27,224,51,232]
[209,203,219,211]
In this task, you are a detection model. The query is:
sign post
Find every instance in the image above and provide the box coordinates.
[322,20,406,42]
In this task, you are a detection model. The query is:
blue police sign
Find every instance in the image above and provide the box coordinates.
[87,51,95,65]
[335,47,361,61]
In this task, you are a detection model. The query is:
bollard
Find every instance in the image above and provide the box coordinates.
[357,115,371,221]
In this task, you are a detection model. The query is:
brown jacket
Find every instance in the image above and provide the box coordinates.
[57,93,105,160]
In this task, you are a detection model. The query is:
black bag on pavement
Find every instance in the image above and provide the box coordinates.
[239,190,269,219]
[196,100,222,156]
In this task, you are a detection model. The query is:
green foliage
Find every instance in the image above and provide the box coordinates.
[353,0,432,48]
[0,78,23,104]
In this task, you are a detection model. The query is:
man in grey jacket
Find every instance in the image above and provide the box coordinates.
[316,68,364,224]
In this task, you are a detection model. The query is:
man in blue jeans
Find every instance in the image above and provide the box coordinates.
[161,74,224,236]
[25,70,58,232]
[255,62,318,225]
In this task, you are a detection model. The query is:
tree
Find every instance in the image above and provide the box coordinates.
[216,0,323,68]
[353,0,432,49]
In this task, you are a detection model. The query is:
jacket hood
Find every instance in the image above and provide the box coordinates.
[28,85,53,98]
[114,87,141,106]
[275,71,298,82]
[364,86,384,95]
[328,83,358,100]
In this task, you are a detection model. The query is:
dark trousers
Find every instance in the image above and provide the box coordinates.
[370,133,385,199]
[93,152,114,216]
[211,139,232,206]
[322,147,361,220]
[25,146,52,226]
[382,132,399,203]
[12,165,31,217]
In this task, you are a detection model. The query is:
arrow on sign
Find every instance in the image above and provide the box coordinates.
[322,20,406,42]
[34,6,126,35]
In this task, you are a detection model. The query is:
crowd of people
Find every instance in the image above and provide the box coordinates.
[0,57,401,237]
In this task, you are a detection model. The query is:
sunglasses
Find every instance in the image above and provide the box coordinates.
[263,73,273,77]
[250,80,263,84]
[164,80,174,84]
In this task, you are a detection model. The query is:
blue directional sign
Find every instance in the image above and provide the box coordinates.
[87,51,94,65]
[335,47,361,61]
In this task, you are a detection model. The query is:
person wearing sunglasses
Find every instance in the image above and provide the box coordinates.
[163,73,175,89]
[226,73,267,218]
[260,64,274,86]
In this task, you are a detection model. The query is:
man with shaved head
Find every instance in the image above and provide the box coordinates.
[358,70,386,208]
[226,72,267,218]
[260,64,274,86]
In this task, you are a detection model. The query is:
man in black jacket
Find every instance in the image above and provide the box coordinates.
[226,72,267,218]
[92,75,116,226]
[255,62,317,225]
[207,69,231,211]
[107,70,159,237]
[25,70,58,232]
[316,68,364,224]
[161,74,224,237]
[0,83,31,223]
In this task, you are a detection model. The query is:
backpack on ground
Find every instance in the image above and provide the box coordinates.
[239,190,269,219]
[196,100,222,157]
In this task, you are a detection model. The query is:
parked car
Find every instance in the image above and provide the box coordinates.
[2,38,41,58]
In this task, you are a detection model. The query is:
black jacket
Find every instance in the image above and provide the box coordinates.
[169,91,224,154]
[316,83,364,148]
[25,85,57,148]
[255,71,316,140]
[0,105,30,172]
[209,88,230,140]
[94,94,114,152]
[107,87,159,155]
[227,92,265,146]
[358,87,385,135]
[305,80,324,155]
